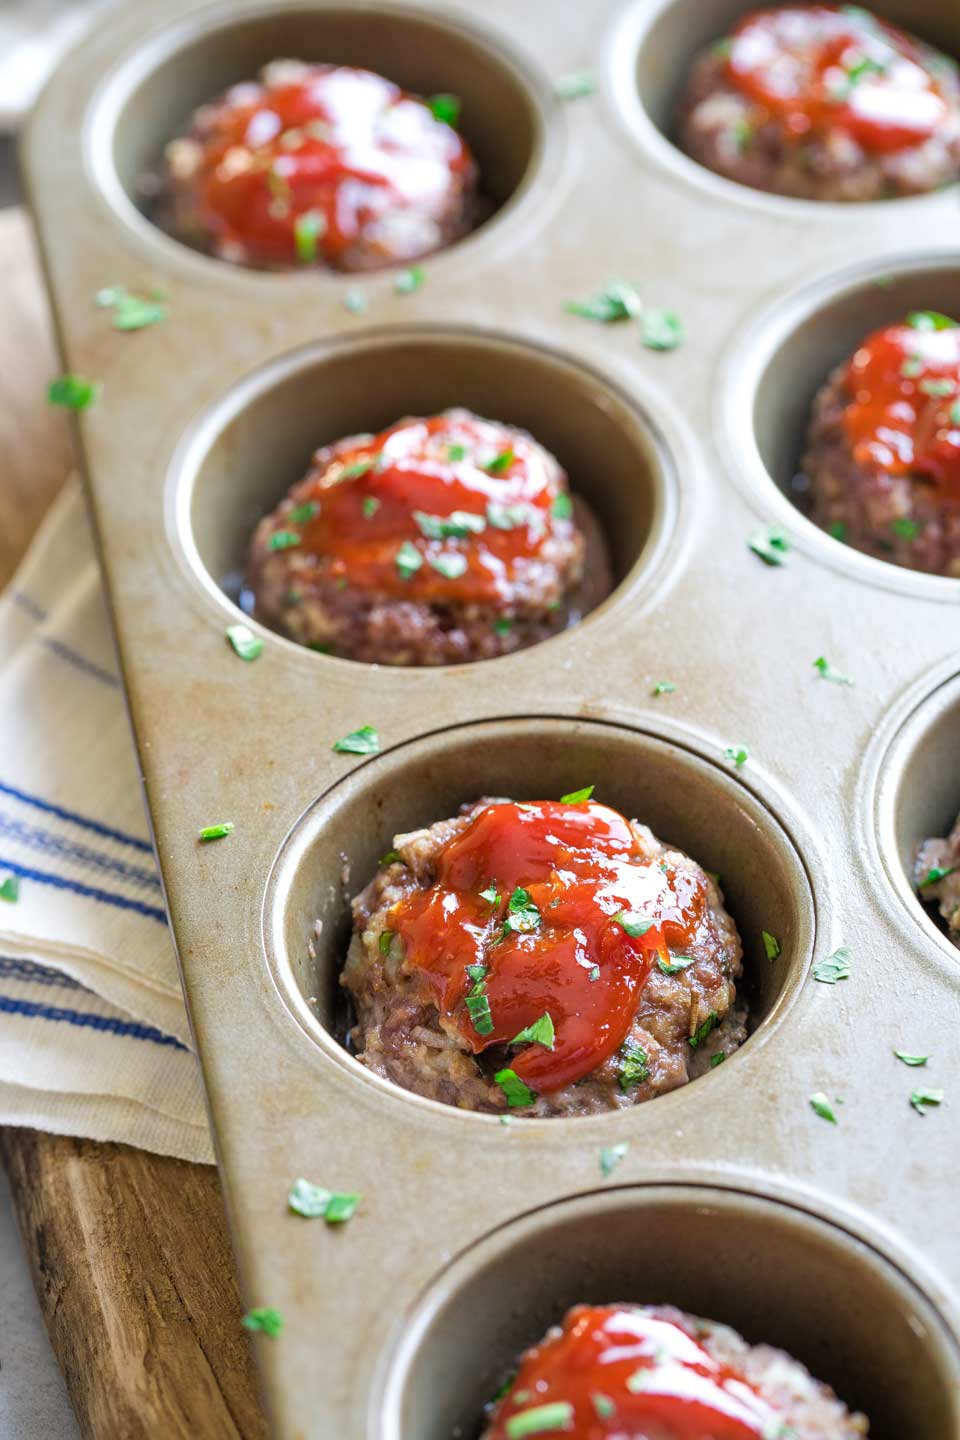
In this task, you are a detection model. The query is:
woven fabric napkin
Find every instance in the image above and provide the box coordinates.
[0,479,214,1164]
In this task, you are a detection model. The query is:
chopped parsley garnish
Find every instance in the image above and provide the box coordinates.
[378,930,395,956]
[414,509,485,540]
[495,1067,537,1108]
[494,617,513,636]
[293,209,325,263]
[689,1011,718,1048]
[362,496,380,518]
[952,401,960,426]
[618,1037,649,1091]
[592,1394,616,1419]
[0,876,20,903]
[809,1092,838,1124]
[652,680,676,696]
[394,265,425,294]
[910,1087,944,1115]
[748,528,789,565]
[428,552,468,579]
[640,307,684,352]
[288,1177,361,1223]
[226,623,263,662]
[565,280,641,323]
[840,53,886,90]
[907,310,957,332]
[342,457,377,479]
[560,786,594,804]
[894,1050,929,1066]
[612,911,653,938]
[288,500,318,525]
[588,965,600,982]
[48,374,100,410]
[710,1052,726,1067]
[242,1307,283,1338]
[762,931,781,961]
[600,1143,627,1178]
[505,1402,575,1437]
[658,954,694,976]
[465,964,494,1036]
[919,378,955,398]
[381,849,401,865]
[95,285,167,331]
[484,448,515,475]
[554,71,596,100]
[504,886,542,934]
[813,946,851,984]
[427,92,460,126]
[198,823,233,842]
[447,442,468,461]
[395,540,423,578]
[551,493,573,520]
[918,865,955,888]
[466,963,487,983]
[479,884,500,904]
[332,725,380,755]
[267,529,301,551]
[344,287,367,315]
[511,1012,555,1049]
[724,745,749,767]
[732,118,753,151]
[828,521,847,542]
[813,655,853,685]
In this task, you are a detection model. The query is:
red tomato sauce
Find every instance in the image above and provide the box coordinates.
[189,65,473,266]
[727,6,951,153]
[840,317,960,503]
[388,801,706,1093]
[489,1305,784,1439]
[274,413,572,606]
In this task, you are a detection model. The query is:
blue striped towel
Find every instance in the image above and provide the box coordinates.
[0,480,212,1163]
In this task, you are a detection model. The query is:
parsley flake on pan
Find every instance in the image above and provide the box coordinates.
[724,745,749,768]
[895,1050,930,1066]
[427,92,460,126]
[394,264,425,294]
[242,1307,284,1338]
[652,680,676,696]
[618,1037,649,1091]
[288,1177,361,1223]
[910,1087,944,1115]
[748,528,790,565]
[95,285,167,331]
[565,280,642,323]
[505,1402,575,1437]
[48,374,100,409]
[762,931,781,961]
[560,786,594,804]
[495,1067,537,1107]
[600,1143,628,1178]
[554,71,596,100]
[226,623,263,662]
[0,876,20,903]
[332,725,380,756]
[640,307,684,352]
[809,1092,838,1123]
[343,287,367,315]
[813,946,851,984]
[198,823,234,842]
[918,865,955,888]
[511,1012,555,1049]
[813,656,853,685]
[612,911,653,938]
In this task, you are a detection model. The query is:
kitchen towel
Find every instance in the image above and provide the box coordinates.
[0,478,214,1164]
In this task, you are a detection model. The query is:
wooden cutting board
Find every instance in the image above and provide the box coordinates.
[0,207,265,1440]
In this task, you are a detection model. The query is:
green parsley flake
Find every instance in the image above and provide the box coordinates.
[414,509,485,539]
[428,552,468,579]
[495,1067,537,1108]
[48,375,100,410]
[918,865,955,888]
[901,356,924,379]
[379,930,397,958]
[732,118,753,151]
[288,501,318,524]
[381,850,401,865]
[565,280,642,323]
[640,307,684,351]
[762,930,781,961]
[394,265,425,294]
[910,1087,944,1115]
[96,285,167,331]
[919,378,955,398]
[494,617,513,636]
[294,209,326,263]
[600,1143,627,1178]
[0,876,20,903]
[894,1050,929,1066]
[658,954,694,976]
[652,681,676,696]
[226,623,263,662]
[618,1037,649,1091]
[748,528,790,565]
[242,1307,283,1338]
[511,1012,555,1049]
[466,964,494,1036]
[809,1092,838,1124]
[613,911,653,938]
[813,946,851,984]
[485,448,515,475]
[891,517,921,541]
[560,786,594,804]
[447,442,468,461]
[828,520,848,542]
[333,725,380,755]
[724,745,749,768]
[554,71,596,100]
[505,886,542,934]
[813,656,853,686]
[288,1177,361,1223]
[267,530,301,551]
[951,401,960,426]
[487,501,537,531]
[344,287,367,315]
[689,1011,718,1048]
[710,1052,726,1067]
[588,965,600,982]
[427,92,460,126]
[592,1394,616,1420]
[341,457,377,479]
[907,310,957,332]
[552,493,573,520]
[479,884,499,904]
[362,496,380,518]
[199,823,233,842]
[396,540,423,579]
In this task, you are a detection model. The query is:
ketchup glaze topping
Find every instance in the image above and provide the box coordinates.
[840,314,960,504]
[388,800,706,1094]
[268,412,575,607]
[489,1305,786,1439]
[726,6,955,154]
[186,64,475,267]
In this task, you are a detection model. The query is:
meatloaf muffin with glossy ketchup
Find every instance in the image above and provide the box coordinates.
[800,310,960,575]
[679,6,960,201]
[341,795,746,1116]
[154,60,480,270]
[483,1304,869,1438]
[248,409,608,666]
[916,809,960,944]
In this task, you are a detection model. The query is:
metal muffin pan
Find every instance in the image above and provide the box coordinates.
[22,0,960,1434]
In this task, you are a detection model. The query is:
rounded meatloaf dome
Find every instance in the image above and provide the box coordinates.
[678,6,960,202]
[247,409,602,666]
[801,310,960,575]
[341,795,746,1116]
[482,1303,870,1438]
[915,807,960,945]
[155,60,480,270]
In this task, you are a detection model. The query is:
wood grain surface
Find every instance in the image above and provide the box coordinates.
[0,206,266,1439]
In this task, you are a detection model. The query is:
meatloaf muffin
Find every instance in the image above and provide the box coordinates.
[483,1304,869,1438]
[247,408,609,666]
[800,310,960,575]
[341,795,746,1116]
[916,809,960,944]
[153,60,480,270]
[679,6,960,201]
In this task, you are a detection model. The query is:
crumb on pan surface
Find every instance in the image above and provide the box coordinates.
[678,6,960,202]
[916,807,960,944]
[482,1303,870,1438]
[248,408,611,666]
[340,797,746,1116]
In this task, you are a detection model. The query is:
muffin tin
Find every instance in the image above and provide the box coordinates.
[23,0,960,1434]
